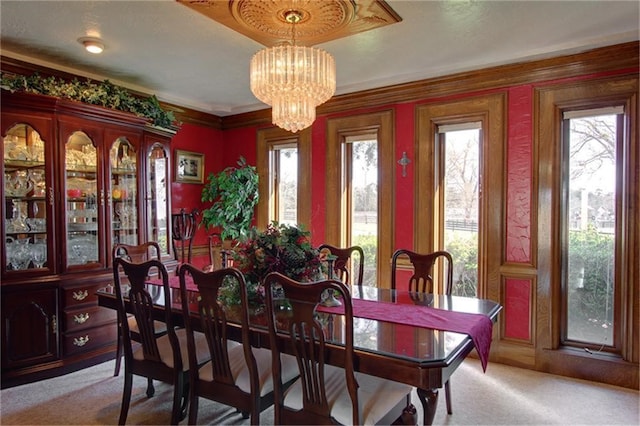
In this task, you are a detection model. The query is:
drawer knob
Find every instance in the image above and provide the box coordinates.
[73,335,90,347]
[72,290,89,301]
[74,313,90,324]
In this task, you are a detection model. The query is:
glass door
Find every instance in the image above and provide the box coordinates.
[109,137,138,246]
[3,124,49,272]
[147,143,170,257]
[64,131,99,267]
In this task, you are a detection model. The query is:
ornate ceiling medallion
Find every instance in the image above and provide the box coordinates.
[177,0,401,47]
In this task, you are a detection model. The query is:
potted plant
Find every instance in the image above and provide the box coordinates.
[200,156,259,242]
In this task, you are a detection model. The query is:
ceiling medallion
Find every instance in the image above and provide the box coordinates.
[177,0,401,132]
[177,0,401,47]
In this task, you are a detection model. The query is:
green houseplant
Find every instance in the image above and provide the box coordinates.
[200,157,259,241]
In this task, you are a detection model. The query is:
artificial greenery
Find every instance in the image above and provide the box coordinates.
[0,71,176,129]
[200,156,259,241]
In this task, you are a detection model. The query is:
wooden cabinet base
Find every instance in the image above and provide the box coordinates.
[1,345,116,389]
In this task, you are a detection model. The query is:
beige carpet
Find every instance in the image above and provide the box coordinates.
[0,358,638,425]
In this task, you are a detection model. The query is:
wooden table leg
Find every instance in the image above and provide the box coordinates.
[416,387,438,425]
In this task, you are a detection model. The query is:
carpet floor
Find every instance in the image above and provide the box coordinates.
[0,358,638,425]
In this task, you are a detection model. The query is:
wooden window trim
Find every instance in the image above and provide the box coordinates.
[536,76,638,384]
[415,94,505,302]
[326,111,394,286]
[256,127,311,229]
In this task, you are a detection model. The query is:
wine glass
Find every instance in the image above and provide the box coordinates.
[31,243,47,268]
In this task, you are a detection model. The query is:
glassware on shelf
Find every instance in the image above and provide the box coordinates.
[8,200,29,233]
[31,241,47,268]
[67,234,98,265]
[6,236,32,270]
[28,169,46,197]
[4,171,34,197]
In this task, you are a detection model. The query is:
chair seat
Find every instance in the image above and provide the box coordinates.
[132,328,210,370]
[198,345,299,397]
[283,364,412,425]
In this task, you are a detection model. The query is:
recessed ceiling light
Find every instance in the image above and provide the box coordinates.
[78,37,104,54]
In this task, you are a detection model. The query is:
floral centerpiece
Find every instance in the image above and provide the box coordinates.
[219,222,326,306]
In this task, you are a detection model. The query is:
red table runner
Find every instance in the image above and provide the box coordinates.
[319,298,494,371]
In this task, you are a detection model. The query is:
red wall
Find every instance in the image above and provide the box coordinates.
[173,68,636,339]
[170,123,223,247]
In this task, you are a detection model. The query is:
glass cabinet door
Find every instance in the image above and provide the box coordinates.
[65,131,99,267]
[147,144,170,257]
[3,124,49,271]
[109,137,138,246]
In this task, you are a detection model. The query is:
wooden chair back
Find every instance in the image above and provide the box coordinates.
[171,208,197,265]
[318,244,364,287]
[264,272,360,425]
[111,241,164,376]
[112,241,161,264]
[112,257,187,424]
[391,249,453,294]
[177,264,267,424]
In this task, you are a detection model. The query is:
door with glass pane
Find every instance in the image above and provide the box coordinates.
[3,120,54,275]
[146,141,171,259]
[64,129,100,269]
[108,136,139,247]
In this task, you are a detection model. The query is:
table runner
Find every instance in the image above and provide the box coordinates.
[319,298,494,371]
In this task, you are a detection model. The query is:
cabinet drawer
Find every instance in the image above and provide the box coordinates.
[63,325,117,357]
[62,283,105,307]
[64,305,117,333]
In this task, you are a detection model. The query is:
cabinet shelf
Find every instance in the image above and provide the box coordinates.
[4,159,45,169]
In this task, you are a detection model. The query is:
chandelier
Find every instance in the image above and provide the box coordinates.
[250,10,336,133]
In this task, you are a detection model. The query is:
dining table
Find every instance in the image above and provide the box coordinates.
[97,277,501,425]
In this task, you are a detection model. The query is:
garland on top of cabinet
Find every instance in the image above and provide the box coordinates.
[0,71,178,130]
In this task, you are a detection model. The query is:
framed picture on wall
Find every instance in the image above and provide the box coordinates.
[175,149,205,183]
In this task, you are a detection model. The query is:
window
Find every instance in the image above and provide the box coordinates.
[436,124,481,296]
[416,94,504,300]
[326,111,394,287]
[345,135,378,286]
[562,107,622,350]
[537,76,637,382]
[256,127,312,230]
[270,143,298,225]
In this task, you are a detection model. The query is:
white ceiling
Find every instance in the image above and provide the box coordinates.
[1,1,638,117]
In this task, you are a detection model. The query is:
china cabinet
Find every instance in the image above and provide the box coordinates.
[1,91,174,388]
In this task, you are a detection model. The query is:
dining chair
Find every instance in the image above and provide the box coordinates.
[391,248,454,414]
[318,244,365,288]
[263,272,413,425]
[112,242,167,377]
[112,257,210,425]
[171,208,198,269]
[177,264,299,425]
